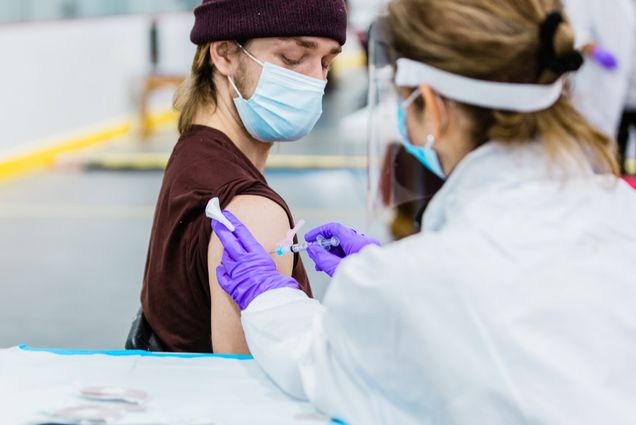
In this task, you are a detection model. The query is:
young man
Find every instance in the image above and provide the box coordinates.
[140,0,347,353]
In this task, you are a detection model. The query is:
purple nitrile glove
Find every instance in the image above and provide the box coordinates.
[591,46,618,70]
[211,211,300,310]
[305,223,381,277]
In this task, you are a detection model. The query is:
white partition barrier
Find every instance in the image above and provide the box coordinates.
[0,12,194,155]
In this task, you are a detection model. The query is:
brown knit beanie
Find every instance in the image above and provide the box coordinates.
[190,0,348,46]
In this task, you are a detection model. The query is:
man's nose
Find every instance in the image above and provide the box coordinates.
[303,60,328,81]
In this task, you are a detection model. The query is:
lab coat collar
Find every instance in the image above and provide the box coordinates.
[421,140,596,232]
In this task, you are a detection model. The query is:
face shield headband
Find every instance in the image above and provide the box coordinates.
[395,58,564,113]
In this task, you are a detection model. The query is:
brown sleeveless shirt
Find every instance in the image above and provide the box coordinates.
[141,125,311,353]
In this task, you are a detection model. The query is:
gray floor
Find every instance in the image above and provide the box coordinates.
[0,75,391,350]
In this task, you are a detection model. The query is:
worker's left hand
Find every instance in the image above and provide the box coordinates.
[305,223,381,277]
[212,212,300,310]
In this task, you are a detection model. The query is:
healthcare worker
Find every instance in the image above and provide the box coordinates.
[211,0,636,423]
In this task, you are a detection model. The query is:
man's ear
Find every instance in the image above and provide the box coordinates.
[210,41,239,77]
[419,85,446,139]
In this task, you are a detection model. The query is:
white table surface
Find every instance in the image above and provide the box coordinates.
[0,346,339,425]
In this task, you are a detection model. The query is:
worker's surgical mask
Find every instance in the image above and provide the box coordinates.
[397,90,446,180]
[228,44,327,143]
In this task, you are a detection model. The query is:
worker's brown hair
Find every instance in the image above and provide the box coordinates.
[388,0,619,175]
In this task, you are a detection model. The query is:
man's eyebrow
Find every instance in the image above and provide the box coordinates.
[281,37,343,54]
[291,37,318,50]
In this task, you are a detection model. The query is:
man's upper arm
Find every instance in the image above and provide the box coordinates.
[217,195,294,275]
[207,195,295,354]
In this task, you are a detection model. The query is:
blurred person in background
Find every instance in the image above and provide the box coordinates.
[210,0,636,423]
[618,0,636,173]
[139,0,347,354]
[563,0,635,138]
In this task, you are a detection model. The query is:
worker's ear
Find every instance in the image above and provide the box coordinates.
[210,41,240,77]
[418,85,448,140]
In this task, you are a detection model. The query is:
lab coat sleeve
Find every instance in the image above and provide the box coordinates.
[241,244,408,422]
[240,287,324,401]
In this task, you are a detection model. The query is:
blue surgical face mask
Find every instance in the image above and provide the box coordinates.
[397,90,446,180]
[228,44,327,143]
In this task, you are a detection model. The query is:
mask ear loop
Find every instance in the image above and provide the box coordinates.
[227,75,243,99]
[235,42,264,66]
[401,88,422,109]
[402,87,448,135]
[399,88,422,138]
[229,42,266,99]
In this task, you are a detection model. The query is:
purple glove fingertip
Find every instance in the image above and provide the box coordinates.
[307,245,341,277]
[211,220,245,260]
[215,264,233,293]
[591,47,618,70]
[305,223,335,242]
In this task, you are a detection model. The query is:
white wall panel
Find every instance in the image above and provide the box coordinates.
[0,13,193,154]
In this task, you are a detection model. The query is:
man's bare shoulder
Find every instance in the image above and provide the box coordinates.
[219,195,293,274]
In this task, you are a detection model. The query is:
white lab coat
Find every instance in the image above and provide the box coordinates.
[242,141,636,425]
[563,0,636,136]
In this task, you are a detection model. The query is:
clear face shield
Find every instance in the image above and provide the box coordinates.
[367,18,567,236]
[366,18,444,235]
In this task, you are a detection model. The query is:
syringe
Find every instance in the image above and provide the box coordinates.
[272,235,340,257]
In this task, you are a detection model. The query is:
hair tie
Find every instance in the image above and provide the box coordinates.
[538,11,584,77]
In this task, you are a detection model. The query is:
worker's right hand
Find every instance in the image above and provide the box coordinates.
[305,223,380,277]
[212,211,300,310]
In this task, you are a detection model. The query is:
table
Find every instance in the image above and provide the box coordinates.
[0,346,338,425]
